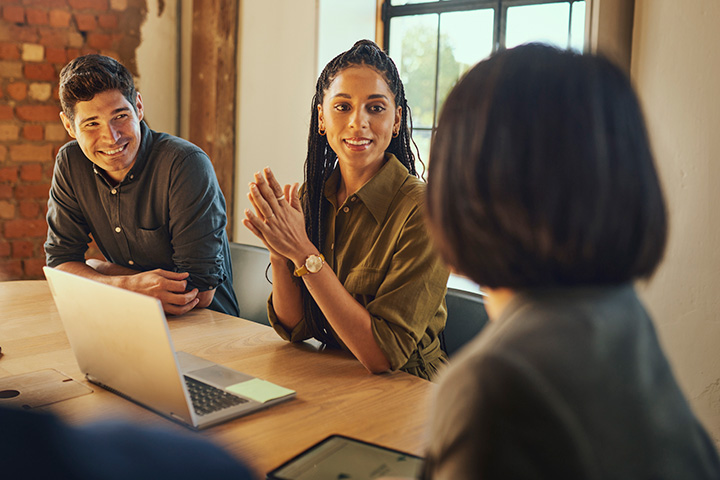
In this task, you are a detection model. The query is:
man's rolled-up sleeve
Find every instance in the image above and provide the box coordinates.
[168,151,228,292]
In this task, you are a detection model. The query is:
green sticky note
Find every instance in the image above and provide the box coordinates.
[226,378,295,403]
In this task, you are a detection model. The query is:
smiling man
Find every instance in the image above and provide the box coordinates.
[45,54,239,317]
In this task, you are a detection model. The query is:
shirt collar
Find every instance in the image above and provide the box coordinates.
[123,120,151,182]
[324,153,412,224]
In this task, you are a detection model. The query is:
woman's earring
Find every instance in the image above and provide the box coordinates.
[318,125,326,136]
[392,128,399,138]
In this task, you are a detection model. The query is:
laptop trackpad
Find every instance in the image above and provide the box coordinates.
[188,365,255,389]
[176,352,254,388]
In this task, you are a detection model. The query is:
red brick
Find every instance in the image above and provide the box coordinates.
[0,42,20,60]
[0,241,10,257]
[4,218,47,238]
[24,0,66,7]
[38,29,68,48]
[69,0,108,11]
[98,13,118,30]
[19,200,40,218]
[20,163,44,181]
[3,5,25,24]
[15,184,50,199]
[16,105,60,122]
[75,13,97,31]
[0,167,18,182]
[22,124,44,141]
[0,123,19,141]
[0,105,13,121]
[6,82,27,101]
[3,25,39,44]
[0,145,8,161]
[45,46,66,64]
[0,260,23,279]
[66,48,80,60]
[26,8,49,25]
[12,240,34,258]
[87,33,113,50]
[0,199,15,218]
[23,63,56,81]
[24,257,46,278]
[10,144,54,162]
[0,184,13,198]
[49,9,72,28]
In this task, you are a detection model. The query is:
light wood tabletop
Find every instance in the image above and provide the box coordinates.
[0,280,436,477]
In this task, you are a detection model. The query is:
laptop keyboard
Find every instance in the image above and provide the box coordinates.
[184,376,248,416]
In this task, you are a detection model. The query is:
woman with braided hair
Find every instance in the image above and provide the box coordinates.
[243,40,449,380]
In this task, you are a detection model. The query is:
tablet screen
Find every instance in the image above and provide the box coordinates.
[267,435,423,480]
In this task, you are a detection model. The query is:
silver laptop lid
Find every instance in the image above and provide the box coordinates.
[43,267,195,426]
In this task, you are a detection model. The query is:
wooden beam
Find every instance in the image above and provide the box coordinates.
[189,0,238,237]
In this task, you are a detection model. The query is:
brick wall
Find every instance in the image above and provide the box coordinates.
[0,0,147,281]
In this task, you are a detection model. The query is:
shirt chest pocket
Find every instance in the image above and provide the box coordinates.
[343,267,385,299]
[134,224,173,263]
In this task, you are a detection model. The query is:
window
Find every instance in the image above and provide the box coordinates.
[382,0,586,165]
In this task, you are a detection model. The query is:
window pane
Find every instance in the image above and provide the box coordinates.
[506,3,571,49]
[437,9,494,125]
[391,0,440,5]
[570,1,586,52]
[389,14,439,129]
[411,128,432,176]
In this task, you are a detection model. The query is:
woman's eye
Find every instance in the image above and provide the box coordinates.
[334,104,349,112]
[369,105,386,113]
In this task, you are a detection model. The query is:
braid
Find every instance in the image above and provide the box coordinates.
[300,40,420,345]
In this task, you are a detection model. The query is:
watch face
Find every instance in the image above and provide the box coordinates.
[306,255,324,273]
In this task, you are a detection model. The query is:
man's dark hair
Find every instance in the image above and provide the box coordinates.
[427,43,667,288]
[59,54,137,123]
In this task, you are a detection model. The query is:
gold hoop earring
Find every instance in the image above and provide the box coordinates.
[392,129,399,138]
[318,126,326,136]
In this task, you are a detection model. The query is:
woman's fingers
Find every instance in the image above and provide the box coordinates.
[289,183,301,210]
[263,167,285,201]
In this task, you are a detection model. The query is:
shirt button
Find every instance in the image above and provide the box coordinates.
[350,196,357,202]
[128,260,134,266]
[115,226,122,233]
[111,189,117,195]
[342,206,349,213]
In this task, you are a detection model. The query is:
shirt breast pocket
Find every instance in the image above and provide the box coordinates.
[134,224,173,264]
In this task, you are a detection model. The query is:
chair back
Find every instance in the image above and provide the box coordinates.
[229,243,272,325]
[441,287,489,357]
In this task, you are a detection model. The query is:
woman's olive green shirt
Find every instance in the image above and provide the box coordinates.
[267,155,450,380]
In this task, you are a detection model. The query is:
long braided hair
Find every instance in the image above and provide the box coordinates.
[301,39,419,346]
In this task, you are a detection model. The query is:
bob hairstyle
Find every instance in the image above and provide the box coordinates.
[426,43,667,288]
[59,54,137,123]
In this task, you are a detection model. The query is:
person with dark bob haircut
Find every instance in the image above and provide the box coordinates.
[422,44,720,479]
[242,40,449,380]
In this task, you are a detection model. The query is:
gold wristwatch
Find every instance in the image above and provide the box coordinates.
[294,254,325,277]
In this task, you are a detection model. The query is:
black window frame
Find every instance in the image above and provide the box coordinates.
[381,0,586,145]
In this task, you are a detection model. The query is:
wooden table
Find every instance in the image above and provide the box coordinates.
[0,280,435,477]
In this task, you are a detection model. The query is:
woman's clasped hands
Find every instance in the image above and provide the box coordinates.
[243,167,310,264]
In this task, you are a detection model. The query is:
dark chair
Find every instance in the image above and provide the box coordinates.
[229,242,273,325]
[441,287,489,358]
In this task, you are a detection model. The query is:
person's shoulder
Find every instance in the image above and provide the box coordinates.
[152,131,206,155]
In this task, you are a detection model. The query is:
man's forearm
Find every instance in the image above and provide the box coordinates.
[85,258,138,276]
[54,261,130,289]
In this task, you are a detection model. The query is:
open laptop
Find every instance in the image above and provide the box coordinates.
[43,266,295,430]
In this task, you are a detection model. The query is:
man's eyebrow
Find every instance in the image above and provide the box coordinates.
[78,107,131,125]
